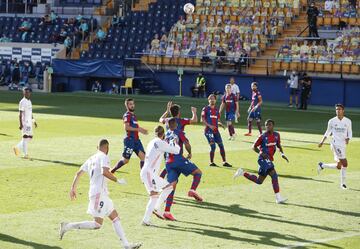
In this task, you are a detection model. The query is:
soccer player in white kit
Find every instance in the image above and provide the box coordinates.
[140,125,180,226]
[13,87,37,159]
[318,104,352,189]
[59,139,142,249]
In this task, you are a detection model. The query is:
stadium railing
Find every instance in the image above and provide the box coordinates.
[138,53,360,79]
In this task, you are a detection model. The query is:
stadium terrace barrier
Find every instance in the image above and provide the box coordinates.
[0,42,65,63]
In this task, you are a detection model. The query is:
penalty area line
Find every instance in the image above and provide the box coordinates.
[281,232,360,248]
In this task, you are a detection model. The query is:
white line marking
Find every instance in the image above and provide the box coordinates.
[280,232,360,248]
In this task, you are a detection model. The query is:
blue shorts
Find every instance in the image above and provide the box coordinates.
[225,112,236,122]
[166,158,198,183]
[122,137,145,159]
[257,158,275,176]
[249,110,261,121]
[204,131,223,144]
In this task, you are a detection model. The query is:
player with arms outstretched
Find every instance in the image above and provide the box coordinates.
[317,104,352,189]
[140,125,180,226]
[59,139,142,249]
[112,98,148,173]
[158,101,197,178]
[202,94,231,167]
[245,82,263,136]
[13,87,38,159]
[234,119,288,204]
[220,84,240,140]
[162,118,203,221]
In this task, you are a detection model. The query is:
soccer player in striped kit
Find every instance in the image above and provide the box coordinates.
[220,84,240,140]
[245,82,263,136]
[234,119,289,204]
[202,94,231,167]
[317,104,352,189]
[111,98,148,173]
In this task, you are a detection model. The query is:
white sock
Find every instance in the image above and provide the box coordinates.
[275,193,282,200]
[16,139,24,153]
[322,163,338,169]
[112,217,129,247]
[65,221,100,231]
[23,138,31,155]
[341,167,347,186]
[155,185,173,211]
[143,195,158,223]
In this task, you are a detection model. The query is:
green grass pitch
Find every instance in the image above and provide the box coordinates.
[0,91,359,249]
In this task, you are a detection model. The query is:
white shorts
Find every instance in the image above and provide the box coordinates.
[331,144,346,161]
[141,171,169,194]
[87,194,114,218]
[22,124,33,136]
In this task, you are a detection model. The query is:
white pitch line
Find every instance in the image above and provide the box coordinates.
[280,232,360,248]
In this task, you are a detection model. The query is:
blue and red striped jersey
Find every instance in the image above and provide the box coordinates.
[202,106,220,133]
[254,131,281,161]
[251,90,262,111]
[163,117,191,132]
[222,93,237,113]
[165,129,188,163]
[123,111,139,140]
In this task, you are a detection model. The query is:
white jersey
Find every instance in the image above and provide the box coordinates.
[230,84,240,98]
[324,116,352,148]
[141,137,180,176]
[19,97,32,125]
[81,151,111,198]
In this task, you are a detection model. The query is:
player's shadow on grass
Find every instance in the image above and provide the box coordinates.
[0,133,11,137]
[0,233,62,249]
[243,168,333,184]
[156,223,340,248]
[174,197,343,233]
[285,203,360,218]
[30,158,79,167]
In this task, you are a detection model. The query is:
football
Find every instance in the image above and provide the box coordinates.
[183,3,195,14]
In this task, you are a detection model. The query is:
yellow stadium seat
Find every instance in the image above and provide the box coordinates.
[141,56,149,64]
[281,62,290,71]
[155,56,162,64]
[194,58,201,66]
[163,57,171,65]
[315,63,324,72]
[349,18,357,26]
[272,61,281,72]
[306,62,315,72]
[350,65,359,74]
[324,17,331,26]
[317,17,323,26]
[148,56,156,64]
[120,78,134,95]
[342,64,351,74]
[290,62,300,71]
[331,17,339,26]
[172,57,179,65]
[178,57,186,66]
[323,63,332,73]
[186,58,194,66]
[332,64,341,73]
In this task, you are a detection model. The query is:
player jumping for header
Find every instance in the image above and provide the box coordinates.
[245,82,263,136]
[162,118,203,221]
[158,101,197,178]
[219,84,240,141]
[59,139,142,249]
[112,98,148,173]
[13,87,38,159]
[234,119,289,204]
[317,104,352,189]
[140,125,180,226]
[202,94,232,167]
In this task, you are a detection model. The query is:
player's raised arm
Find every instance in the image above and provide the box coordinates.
[159,101,172,123]
[319,119,332,147]
[189,106,198,124]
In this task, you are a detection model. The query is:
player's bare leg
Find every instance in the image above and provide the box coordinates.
[109,210,142,249]
[137,151,145,169]
[218,142,231,167]
[59,217,102,240]
[188,168,203,202]
[256,120,263,134]
[227,121,236,140]
[111,158,129,173]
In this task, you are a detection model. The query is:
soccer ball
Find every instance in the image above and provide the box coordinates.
[183,3,195,14]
